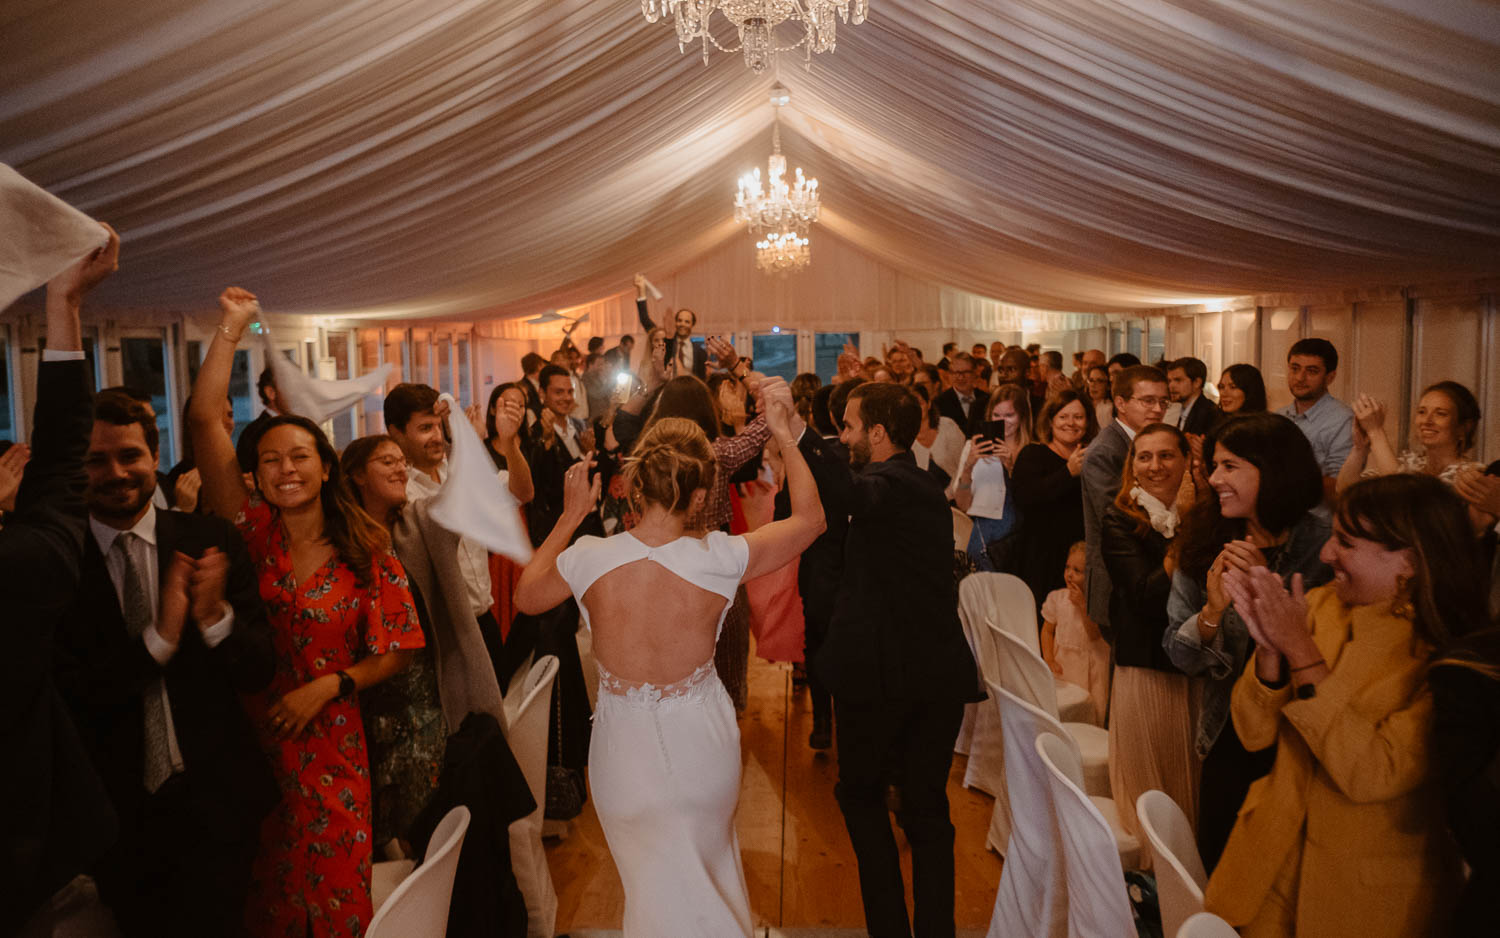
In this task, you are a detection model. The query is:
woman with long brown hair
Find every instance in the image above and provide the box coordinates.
[1206,474,1473,936]
[191,288,421,938]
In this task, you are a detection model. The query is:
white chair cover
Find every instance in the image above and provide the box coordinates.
[988,679,1067,938]
[989,621,1111,797]
[958,575,1008,796]
[1037,734,1136,938]
[505,655,560,938]
[371,859,416,913]
[1177,910,1241,938]
[1137,790,1208,938]
[367,805,472,938]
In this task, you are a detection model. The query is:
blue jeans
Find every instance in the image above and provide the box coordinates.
[966,513,1016,572]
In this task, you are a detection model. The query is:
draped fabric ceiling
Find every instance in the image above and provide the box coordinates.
[3,0,1498,321]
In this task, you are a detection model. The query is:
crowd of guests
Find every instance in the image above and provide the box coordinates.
[5,239,1498,938]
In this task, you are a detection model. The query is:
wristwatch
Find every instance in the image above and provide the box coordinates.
[335,670,356,698]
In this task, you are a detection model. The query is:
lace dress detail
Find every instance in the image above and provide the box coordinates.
[596,658,721,709]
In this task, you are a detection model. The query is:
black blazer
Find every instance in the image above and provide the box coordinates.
[802,441,982,704]
[1099,503,1179,671]
[0,359,117,930]
[523,417,603,546]
[636,298,707,380]
[934,387,981,435]
[1179,395,1222,436]
[53,509,279,843]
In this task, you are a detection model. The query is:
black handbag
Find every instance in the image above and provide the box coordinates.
[543,682,587,821]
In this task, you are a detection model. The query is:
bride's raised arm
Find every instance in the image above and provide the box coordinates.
[742,388,826,580]
[515,458,599,614]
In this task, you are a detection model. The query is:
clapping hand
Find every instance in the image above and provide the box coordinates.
[492,397,525,443]
[188,546,230,630]
[173,467,203,512]
[1454,467,1500,520]
[1352,393,1386,436]
[1223,567,1315,676]
[0,443,31,510]
[158,551,194,646]
[1065,443,1087,477]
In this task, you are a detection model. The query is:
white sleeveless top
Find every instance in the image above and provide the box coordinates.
[556,530,750,706]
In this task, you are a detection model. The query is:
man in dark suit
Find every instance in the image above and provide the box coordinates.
[800,381,982,938]
[1167,356,1221,435]
[53,391,277,938]
[4,227,120,937]
[1081,364,1168,632]
[635,275,707,380]
[933,352,983,433]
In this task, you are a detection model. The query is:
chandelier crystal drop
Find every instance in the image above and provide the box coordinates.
[755,230,811,274]
[641,1,870,73]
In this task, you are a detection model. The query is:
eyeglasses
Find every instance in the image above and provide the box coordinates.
[1129,395,1168,408]
[950,368,974,376]
[370,454,408,469]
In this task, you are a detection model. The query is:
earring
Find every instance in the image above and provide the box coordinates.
[1390,574,1414,619]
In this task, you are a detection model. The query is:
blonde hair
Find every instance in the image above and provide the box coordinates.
[622,417,718,513]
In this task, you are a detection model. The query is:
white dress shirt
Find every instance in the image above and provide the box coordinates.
[90,505,235,777]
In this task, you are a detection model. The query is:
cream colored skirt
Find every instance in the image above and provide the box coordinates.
[1108,665,1199,841]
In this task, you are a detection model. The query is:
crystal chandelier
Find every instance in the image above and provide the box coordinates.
[641,1,870,73]
[755,230,811,275]
[734,84,820,275]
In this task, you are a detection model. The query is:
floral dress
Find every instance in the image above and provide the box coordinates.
[237,496,424,938]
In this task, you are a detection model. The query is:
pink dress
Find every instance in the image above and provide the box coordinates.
[237,496,424,938]
[1041,588,1111,725]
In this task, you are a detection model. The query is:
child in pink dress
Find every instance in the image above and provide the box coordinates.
[1040,542,1111,724]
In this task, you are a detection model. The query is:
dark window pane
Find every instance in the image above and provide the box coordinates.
[814,332,858,384]
[0,332,12,442]
[752,333,797,383]
[120,336,175,466]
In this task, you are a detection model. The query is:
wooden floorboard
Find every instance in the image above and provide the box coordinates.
[548,640,1003,932]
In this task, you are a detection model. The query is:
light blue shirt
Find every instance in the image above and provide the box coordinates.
[1278,392,1354,477]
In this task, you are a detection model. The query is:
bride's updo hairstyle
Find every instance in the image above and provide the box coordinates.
[623,417,718,513]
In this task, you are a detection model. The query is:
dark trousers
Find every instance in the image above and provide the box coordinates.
[94,774,258,938]
[1197,722,1276,873]
[800,591,833,726]
[834,697,965,938]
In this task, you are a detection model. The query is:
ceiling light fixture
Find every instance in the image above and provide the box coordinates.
[735,84,819,275]
[641,1,870,73]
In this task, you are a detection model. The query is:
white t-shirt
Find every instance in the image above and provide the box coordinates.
[947,439,1009,520]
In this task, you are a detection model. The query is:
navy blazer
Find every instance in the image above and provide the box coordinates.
[53,508,279,843]
[801,440,981,704]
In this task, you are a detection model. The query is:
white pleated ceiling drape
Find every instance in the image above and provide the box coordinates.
[2,1,1497,320]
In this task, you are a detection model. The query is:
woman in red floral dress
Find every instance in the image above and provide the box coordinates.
[191,287,421,937]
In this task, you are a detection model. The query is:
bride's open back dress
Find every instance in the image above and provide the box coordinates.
[556,530,753,937]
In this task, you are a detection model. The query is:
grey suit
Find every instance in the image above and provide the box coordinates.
[1081,421,1131,630]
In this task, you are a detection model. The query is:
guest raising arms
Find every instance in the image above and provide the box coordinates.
[190,287,422,938]
[1336,381,1484,492]
[1205,474,1472,937]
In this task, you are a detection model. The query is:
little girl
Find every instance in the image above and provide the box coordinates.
[1040,542,1111,724]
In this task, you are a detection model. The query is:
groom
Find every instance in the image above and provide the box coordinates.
[798,381,982,938]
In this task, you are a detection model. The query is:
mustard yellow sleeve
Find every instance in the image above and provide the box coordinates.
[1229,648,1294,752]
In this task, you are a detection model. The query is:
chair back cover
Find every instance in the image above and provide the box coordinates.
[367,805,472,938]
[1176,910,1241,938]
[1137,790,1208,938]
[505,655,559,938]
[990,618,1061,718]
[957,574,1007,799]
[1037,733,1136,938]
[987,680,1068,938]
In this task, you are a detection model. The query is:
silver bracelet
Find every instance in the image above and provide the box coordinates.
[217,323,243,343]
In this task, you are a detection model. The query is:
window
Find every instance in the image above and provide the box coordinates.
[120,333,176,467]
[412,329,431,386]
[328,332,356,449]
[436,335,452,396]
[0,328,12,442]
[1146,316,1166,366]
[814,332,857,384]
[229,350,253,444]
[752,332,797,383]
[456,336,471,407]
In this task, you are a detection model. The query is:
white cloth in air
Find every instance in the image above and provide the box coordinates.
[555,530,753,938]
[0,164,108,310]
[426,393,532,564]
[259,327,393,425]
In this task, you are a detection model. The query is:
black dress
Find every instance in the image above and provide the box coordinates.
[1011,443,1084,608]
[1430,651,1500,935]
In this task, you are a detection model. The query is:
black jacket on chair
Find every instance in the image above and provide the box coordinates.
[52,509,280,845]
[801,438,982,704]
[0,359,117,931]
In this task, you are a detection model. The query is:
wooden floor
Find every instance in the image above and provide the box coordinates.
[547,641,1004,932]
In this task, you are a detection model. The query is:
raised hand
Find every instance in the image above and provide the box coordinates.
[705,336,739,372]
[217,286,261,336]
[158,551,194,646]
[173,467,203,512]
[0,442,30,509]
[493,397,525,443]
[1066,443,1087,477]
[48,222,120,302]
[1352,393,1386,435]
[562,458,601,520]
[187,546,229,629]
[1454,467,1500,518]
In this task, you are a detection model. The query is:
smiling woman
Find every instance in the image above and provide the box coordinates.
[189,287,423,938]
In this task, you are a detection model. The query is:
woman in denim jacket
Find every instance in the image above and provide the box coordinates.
[1165,413,1329,869]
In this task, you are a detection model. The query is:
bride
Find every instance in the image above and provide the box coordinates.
[516,385,824,937]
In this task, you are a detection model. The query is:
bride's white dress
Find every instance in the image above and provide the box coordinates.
[556,530,753,938]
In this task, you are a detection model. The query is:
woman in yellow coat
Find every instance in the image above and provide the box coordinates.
[1204,474,1479,937]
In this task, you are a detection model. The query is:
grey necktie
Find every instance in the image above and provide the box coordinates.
[114,532,174,792]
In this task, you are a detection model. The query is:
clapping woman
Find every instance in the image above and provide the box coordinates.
[191,288,421,937]
[1204,474,1472,937]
